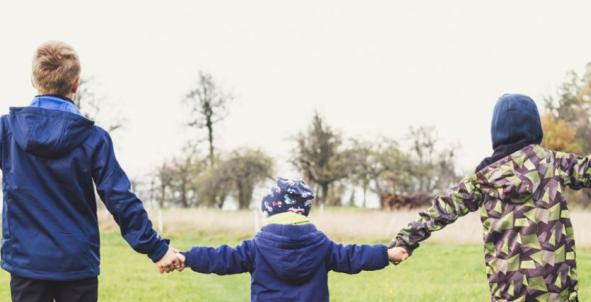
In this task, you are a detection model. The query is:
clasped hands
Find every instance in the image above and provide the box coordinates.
[156,247,186,273]
[387,247,409,265]
[156,246,408,273]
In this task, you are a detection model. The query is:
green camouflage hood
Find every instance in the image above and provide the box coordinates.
[392,145,587,301]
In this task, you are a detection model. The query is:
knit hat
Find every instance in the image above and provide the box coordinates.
[261,178,314,217]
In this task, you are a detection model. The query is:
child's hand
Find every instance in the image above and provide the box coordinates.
[169,248,186,272]
[175,251,186,272]
[388,247,409,265]
[157,247,186,273]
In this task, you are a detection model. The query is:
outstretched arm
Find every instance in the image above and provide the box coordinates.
[327,242,389,274]
[555,152,591,190]
[91,130,170,264]
[389,175,484,255]
[183,240,255,275]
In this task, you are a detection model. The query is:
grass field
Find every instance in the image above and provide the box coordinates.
[2,209,591,301]
[2,233,591,301]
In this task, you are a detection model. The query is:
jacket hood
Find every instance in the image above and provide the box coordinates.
[254,224,329,283]
[8,107,95,158]
[491,94,543,149]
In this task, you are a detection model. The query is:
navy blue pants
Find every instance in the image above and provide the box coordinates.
[10,274,98,302]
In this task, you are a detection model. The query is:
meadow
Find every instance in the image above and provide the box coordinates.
[2,209,591,301]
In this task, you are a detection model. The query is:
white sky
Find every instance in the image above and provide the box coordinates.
[1,1,591,181]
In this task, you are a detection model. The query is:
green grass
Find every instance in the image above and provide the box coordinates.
[2,232,591,301]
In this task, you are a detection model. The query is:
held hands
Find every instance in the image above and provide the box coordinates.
[387,247,409,265]
[156,247,186,274]
[157,246,408,272]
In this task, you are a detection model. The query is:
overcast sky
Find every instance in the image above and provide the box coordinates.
[1,1,591,181]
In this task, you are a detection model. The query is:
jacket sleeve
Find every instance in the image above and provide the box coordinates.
[183,240,255,275]
[555,151,591,190]
[91,130,169,262]
[326,242,388,274]
[389,175,484,255]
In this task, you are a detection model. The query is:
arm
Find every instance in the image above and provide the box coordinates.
[327,242,388,274]
[389,175,484,255]
[183,240,255,275]
[91,130,169,262]
[555,152,591,190]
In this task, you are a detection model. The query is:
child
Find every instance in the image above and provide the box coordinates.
[0,41,181,302]
[391,94,584,301]
[180,178,407,301]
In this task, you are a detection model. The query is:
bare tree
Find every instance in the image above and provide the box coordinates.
[155,144,206,208]
[291,112,348,205]
[155,163,174,208]
[196,166,233,208]
[185,72,232,167]
[225,149,274,209]
[168,156,197,208]
[196,148,274,209]
[74,77,125,133]
[346,139,374,207]
[348,138,409,207]
[406,126,458,193]
[407,126,437,192]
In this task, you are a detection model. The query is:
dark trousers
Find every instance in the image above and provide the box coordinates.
[10,274,98,302]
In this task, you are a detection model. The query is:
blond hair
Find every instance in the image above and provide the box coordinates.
[32,41,80,96]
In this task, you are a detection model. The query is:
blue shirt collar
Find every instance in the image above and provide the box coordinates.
[30,95,81,116]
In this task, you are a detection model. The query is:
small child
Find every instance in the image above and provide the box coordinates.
[180,178,406,301]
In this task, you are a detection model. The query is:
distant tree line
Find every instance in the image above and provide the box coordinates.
[291,113,458,207]
[542,63,591,206]
[82,62,591,210]
[136,72,460,210]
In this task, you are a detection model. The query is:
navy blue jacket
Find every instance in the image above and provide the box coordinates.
[0,103,168,281]
[184,223,388,302]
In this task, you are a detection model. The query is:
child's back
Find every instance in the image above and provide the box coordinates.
[1,42,173,302]
[391,94,584,301]
[476,144,579,300]
[183,180,388,302]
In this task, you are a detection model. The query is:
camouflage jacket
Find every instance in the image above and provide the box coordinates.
[391,145,589,302]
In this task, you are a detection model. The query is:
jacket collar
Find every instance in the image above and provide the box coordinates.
[31,95,81,116]
[36,94,76,104]
[475,142,535,173]
[266,212,310,225]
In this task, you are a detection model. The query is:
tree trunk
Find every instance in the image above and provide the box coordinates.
[373,178,384,209]
[327,185,341,206]
[320,183,329,205]
[158,185,165,208]
[362,182,368,208]
[216,192,227,209]
[180,180,189,208]
[206,113,215,168]
[348,188,355,207]
[237,180,253,210]
[242,186,254,210]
